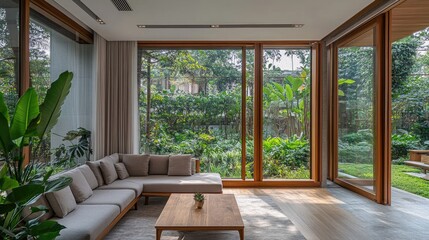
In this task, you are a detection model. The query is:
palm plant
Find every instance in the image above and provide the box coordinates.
[0,71,74,240]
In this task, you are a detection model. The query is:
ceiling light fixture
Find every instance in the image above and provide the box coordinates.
[96,18,106,24]
[136,24,304,29]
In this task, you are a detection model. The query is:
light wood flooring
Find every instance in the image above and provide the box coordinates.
[223,184,429,240]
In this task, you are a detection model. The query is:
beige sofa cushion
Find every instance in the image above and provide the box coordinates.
[63,168,93,203]
[81,189,135,211]
[122,154,149,176]
[168,154,192,176]
[100,158,118,184]
[86,161,104,186]
[114,163,130,179]
[108,153,120,164]
[149,155,169,175]
[97,179,143,197]
[45,186,77,218]
[128,173,223,193]
[77,164,99,189]
[22,195,53,222]
[52,204,120,240]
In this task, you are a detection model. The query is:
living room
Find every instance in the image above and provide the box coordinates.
[0,0,429,239]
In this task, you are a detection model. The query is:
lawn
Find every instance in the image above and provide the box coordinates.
[339,163,429,199]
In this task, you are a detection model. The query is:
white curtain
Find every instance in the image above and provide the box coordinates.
[50,31,95,162]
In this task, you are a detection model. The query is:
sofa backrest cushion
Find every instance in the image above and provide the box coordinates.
[22,195,53,222]
[86,161,104,186]
[77,164,99,189]
[168,154,192,176]
[149,155,169,175]
[108,153,120,164]
[100,158,119,184]
[45,186,77,218]
[62,168,93,203]
[115,162,130,179]
[122,154,150,176]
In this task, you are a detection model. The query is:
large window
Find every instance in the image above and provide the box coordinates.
[138,48,251,178]
[138,44,319,184]
[0,0,19,115]
[263,48,311,179]
[29,11,94,167]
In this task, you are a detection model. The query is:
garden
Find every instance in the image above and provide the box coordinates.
[138,48,312,179]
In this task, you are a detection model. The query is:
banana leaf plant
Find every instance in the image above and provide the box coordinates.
[0,71,74,240]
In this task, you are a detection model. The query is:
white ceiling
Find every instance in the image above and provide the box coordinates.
[54,0,374,41]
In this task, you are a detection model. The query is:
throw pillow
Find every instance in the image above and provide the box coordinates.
[63,169,93,203]
[122,154,150,176]
[22,195,53,222]
[86,161,105,186]
[168,154,192,176]
[77,164,99,189]
[100,158,119,184]
[149,155,169,175]
[115,162,130,179]
[45,186,77,218]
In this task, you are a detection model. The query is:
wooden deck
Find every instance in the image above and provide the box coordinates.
[224,184,429,239]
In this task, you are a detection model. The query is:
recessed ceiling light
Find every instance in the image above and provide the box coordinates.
[210,25,220,28]
[96,18,105,24]
[294,24,304,28]
[137,25,146,28]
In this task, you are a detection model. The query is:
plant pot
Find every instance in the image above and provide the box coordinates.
[194,200,204,209]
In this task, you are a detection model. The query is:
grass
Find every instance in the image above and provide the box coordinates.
[339,163,429,199]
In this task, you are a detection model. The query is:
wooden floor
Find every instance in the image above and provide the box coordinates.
[223,183,429,240]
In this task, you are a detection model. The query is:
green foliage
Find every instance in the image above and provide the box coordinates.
[339,130,374,164]
[193,193,205,202]
[0,71,73,239]
[52,127,93,170]
[392,37,419,94]
[391,131,422,160]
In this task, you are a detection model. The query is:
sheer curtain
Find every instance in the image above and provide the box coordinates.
[94,33,138,159]
[50,31,95,162]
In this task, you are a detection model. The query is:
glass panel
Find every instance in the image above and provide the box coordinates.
[139,49,244,178]
[246,49,255,179]
[29,15,94,169]
[262,48,311,179]
[0,0,19,115]
[337,28,376,193]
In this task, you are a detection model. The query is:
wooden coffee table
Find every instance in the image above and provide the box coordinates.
[155,194,244,240]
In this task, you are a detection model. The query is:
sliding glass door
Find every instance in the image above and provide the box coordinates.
[332,16,390,203]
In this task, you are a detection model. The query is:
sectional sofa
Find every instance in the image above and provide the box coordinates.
[29,153,223,240]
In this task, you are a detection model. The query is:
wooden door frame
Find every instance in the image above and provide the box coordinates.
[138,41,322,187]
[330,15,391,204]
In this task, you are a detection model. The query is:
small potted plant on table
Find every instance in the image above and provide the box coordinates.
[194,193,205,209]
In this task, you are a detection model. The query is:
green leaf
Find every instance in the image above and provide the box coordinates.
[6,184,44,204]
[31,205,49,214]
[0,176,19,191]
[37,71,73,140]
[0,92,10,123]
[287,76,303,92]
[285,84,293,101]
[0,113,15,153]
[338,89,345,96]
[28,220,65,240]
[10,88,40,141]
[338,78,355,85]
[44,176,72,193]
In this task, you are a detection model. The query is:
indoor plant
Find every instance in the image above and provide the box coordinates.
[0,71,74,239]
[193,193,205,209]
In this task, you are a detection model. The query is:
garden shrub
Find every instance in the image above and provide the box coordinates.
[391,131,422,160]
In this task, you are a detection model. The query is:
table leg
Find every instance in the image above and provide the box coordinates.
[156,229,162,240]
[239,229,244,240]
